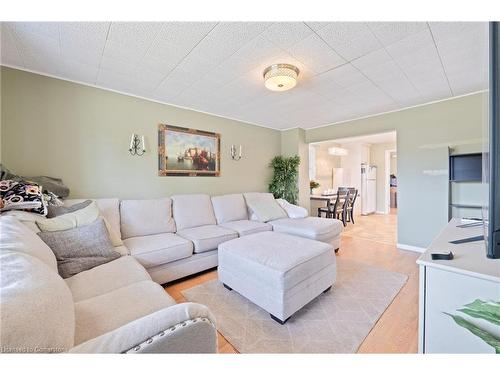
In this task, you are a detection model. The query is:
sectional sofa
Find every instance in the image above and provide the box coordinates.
[0,192,342,353]
[84,192,342,284]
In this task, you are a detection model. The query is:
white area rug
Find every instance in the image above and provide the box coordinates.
[182,258,408,353]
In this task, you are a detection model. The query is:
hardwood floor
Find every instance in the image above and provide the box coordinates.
[164,210,420,354]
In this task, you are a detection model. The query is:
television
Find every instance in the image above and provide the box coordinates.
[449,153,483,182]
[484,22,500,259]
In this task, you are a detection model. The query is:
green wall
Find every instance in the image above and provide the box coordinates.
[306,93,486,249]
[0,67,281,199]
[1,66,487,249]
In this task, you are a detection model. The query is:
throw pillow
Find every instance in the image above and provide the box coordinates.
[47,199,92,218]
[243,193,287,222]
[37,218,121,278]
[36,200,122,246]
[0,180,48,216]
[276,198,308,218]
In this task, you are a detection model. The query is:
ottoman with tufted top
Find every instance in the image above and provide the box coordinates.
[218,231,336,324]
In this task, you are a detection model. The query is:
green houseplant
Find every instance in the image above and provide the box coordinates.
[310,180,320,194]
[268,155,301,204]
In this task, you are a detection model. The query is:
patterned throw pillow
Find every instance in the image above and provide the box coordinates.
[0,180,48,216]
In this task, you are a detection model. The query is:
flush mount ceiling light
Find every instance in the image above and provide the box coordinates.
[263,64,300,92]
[328,147,349,156]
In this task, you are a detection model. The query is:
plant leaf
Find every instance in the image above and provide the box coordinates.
[458,300,500,326]
[444,312,500,353]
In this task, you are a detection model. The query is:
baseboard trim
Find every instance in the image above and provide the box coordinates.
[397,243,426,253]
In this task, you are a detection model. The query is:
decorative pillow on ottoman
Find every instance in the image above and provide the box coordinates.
[37,218,121,278]
[0,180,47,215]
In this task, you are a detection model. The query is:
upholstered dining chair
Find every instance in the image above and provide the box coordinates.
[318,187,350,226]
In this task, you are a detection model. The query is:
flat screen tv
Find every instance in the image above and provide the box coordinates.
[484,22,500,259]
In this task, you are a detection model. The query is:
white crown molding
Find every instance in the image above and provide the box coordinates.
[0,64,280,132]
[397,243,426,253]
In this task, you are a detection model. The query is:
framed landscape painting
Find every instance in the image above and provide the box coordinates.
[158,124,221,176]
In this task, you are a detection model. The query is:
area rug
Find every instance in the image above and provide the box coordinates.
[182,258,408,353]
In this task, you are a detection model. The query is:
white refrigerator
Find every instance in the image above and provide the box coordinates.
[361,164,377,215]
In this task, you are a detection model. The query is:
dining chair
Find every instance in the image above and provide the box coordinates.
[345,188,358,224]
[318,187,350,226]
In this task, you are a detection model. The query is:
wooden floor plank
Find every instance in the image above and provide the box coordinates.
[164,211,419,353]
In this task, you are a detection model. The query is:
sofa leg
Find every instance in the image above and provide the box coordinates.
[334,248,339,254]
[223,283,232,291]
[270,314,289,325]
[323,286,332,293]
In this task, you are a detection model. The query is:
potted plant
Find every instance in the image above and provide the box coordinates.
[268,155,300,204]
[310,180,320,194]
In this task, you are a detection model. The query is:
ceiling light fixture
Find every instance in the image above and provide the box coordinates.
[263,64,299,92]
[328,147,349,156]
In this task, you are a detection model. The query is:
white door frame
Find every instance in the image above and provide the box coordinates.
[384,148,397,214]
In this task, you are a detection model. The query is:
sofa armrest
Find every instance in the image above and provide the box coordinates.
[69,302,217,354]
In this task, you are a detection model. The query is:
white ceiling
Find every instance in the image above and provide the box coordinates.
[0,22,489,130]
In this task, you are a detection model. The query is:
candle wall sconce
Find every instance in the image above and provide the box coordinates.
[129,134,146,156]
[230,144,242,161]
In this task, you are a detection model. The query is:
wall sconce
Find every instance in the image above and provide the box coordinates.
[230,144,242,161]
[129,134,146,156]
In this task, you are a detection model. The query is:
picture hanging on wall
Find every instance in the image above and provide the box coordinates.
[158,124,221,177]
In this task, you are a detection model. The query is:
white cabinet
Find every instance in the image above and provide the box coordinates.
[417,219,500,353]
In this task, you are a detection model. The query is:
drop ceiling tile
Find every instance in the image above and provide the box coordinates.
[287,33,345,74]
[5,22,59,40]
[100,55,137,76]
[351,48,421,104]
[430,22,488,95]
[367,22,428,46]
[107,22,162,50]
[314,22,382,61]
[0,25,24,66]
[12,30,60,65]
[59,22,110,66]
[263,22,313,49]
[319,63,368,88]
[386,28,451,97]
[193,22,273,64]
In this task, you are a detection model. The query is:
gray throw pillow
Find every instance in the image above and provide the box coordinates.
[37,218,120,278]
[46,199,92,218]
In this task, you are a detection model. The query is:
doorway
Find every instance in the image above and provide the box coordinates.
[309,131,398,245]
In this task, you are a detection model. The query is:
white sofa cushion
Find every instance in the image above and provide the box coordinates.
[171,194,216,231]
[219,220,272,236]
[211,194,248,224]
[74,280,175,345]
[269,217,343,242]
[176,225,238,253]
[0,216,57,272]
[0,251,75,352]
[120,198,176,239]
[65,256,151,302]
[243,192,287,222]
[123,233,193,268]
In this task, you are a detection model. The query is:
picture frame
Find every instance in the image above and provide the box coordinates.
[158,124,221,177]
